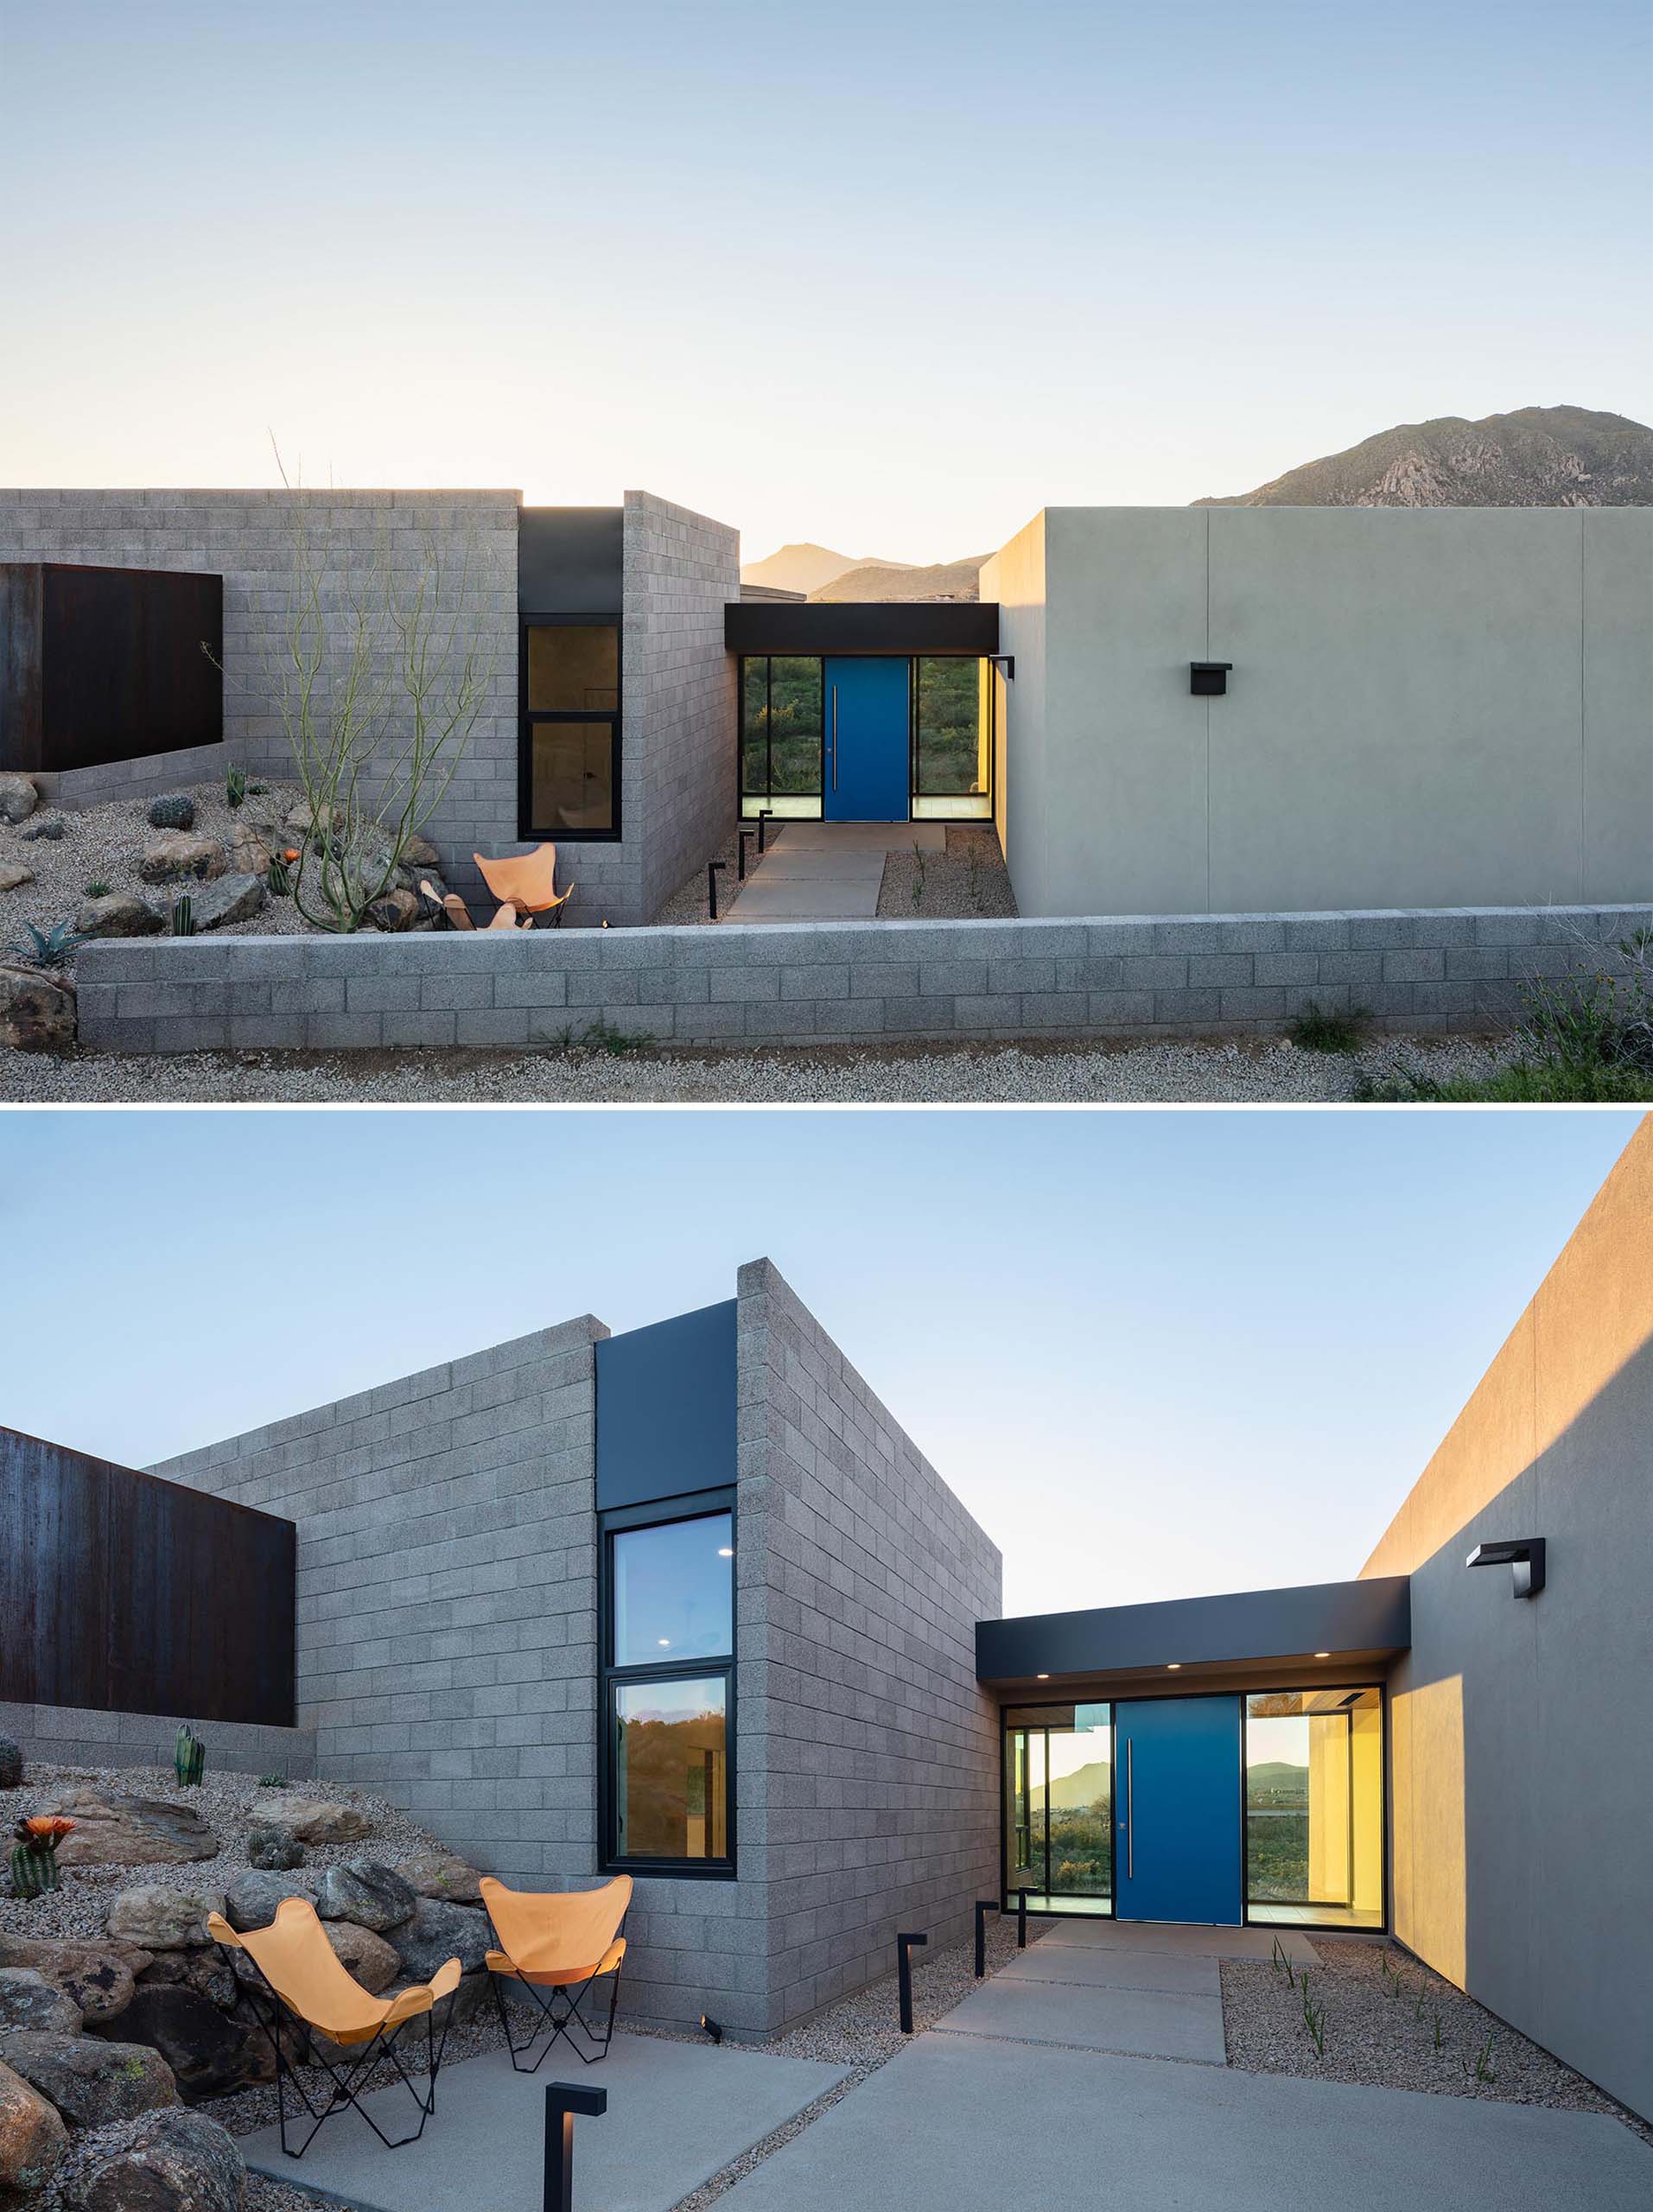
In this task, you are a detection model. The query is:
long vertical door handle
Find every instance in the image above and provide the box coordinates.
[1126,1738,1134,1879]
[831,686,838,791]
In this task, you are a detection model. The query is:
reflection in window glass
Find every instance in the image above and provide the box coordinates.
[526,625,619,713]
[614,1675,728,1859]
[741,659,770,799]
[1004,1704,1113,1915]
[1246,1688,1383,1929]
[612,1513,733,1667]
[531,723,614,832]
[740,658,823,818]
[913,658,990,820]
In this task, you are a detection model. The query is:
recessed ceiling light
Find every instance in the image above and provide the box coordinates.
[1314,1650,1331,1659]
[658,1638,671,1648]
[1166,1663,1181,1671]
[717,1547,734,1558]
[1036,1673,1050,1681]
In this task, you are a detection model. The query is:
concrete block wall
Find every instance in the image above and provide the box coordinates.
[1,1700,315,1780]
[30,741,231,812]
[0,490,520,907]
[77,903,1653,1056]
[735,1260,1002,2029]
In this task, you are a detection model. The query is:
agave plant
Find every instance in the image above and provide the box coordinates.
[8,919,83,969]
[10,1815,74,1899]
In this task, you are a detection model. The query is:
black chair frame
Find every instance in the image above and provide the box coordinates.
[234,1961,455,2160]
[489,1943,626,2073]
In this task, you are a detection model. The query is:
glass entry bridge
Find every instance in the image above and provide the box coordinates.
[979,1577,1408,1937]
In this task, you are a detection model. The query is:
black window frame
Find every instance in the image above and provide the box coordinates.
[598,1488,736,1880]
[736,652,995,819]
[519,613,623,843]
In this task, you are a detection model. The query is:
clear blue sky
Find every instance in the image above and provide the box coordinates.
[3,1,1648,559]
[2,1108,1637,1616]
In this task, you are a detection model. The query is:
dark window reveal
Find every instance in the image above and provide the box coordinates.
[520,619,620,838]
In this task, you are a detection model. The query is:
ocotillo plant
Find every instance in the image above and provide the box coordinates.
[175,1724,207,1787]
[10,1816,74,1899]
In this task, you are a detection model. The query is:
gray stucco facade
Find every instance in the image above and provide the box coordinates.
[146,1261,1001,2038]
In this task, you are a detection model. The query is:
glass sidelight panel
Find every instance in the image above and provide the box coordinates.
[912,657,991,821]
[1002,1703,1113,1915]
[1245,1688,1383,1929]
[614,1675,728,1861]
[740,656,823,818]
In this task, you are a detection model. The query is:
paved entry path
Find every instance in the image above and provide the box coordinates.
[721,822,944,922]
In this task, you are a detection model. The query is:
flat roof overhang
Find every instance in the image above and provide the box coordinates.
[724,600,999,657]
[976,1576,1410,1696]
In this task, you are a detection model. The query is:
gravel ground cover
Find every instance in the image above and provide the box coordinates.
[655,821,755,925]
[0,1030,1517,1104]
[1222,1938,1653,2146]
[877,824,1017,919]
[0,777,315,966]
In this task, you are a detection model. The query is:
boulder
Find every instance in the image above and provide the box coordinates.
[0,2031,176,2129]
[48,1795,218,1869]
[321,1922,399,1996]
[384,1897,491,1982]
[254,1793,371,1846]
[220,1869,317,1933]
[146,795,196,831]
[188,872,268,931]
[86,1986,254,2103]
[18,814,66,841]
[226,823,272,878]
[284,799,348,838]
[0,1737,20,1790]
[0,773,37,825]
[393,1850,483,1904]
[73,893,165,939]
[245,1825,303,1872]
[0,1967,82,2036]
[403,833,441,868]
[0,964,75,1053]
[0,2053,67,2196]
[366,887,421,932]
[133,1951,236,2013]
[104,1888,223,1953]
[313,1861,416,1934]
[137,834,227,885]
[0,862,34,895]
[0,1939,135,2026]
[54,2104,244,2212]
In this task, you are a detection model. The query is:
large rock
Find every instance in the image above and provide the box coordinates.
[0,2053,67,2195]
[48,1794,218,1869]
[322,1922,399,1996]
[226,823,273,877]
[0,1967,82,2036]
[0,2031,176,2129]
[137,833,227,884]
[73,893,165,939]
[255,1793,371,1846]
[394,1850,483,1904]
[105,1888,224,1953]
[188,872,268,931]
[384,1897,491,1981]
[0,963,75,1052]
[366,886,421,931]
[0,1737,20,1790]
[54,2105,244,2212]
[0,861,34,894]
[313,1861,416,1934]
[0,772,37,825]
[220,1869,317,1932]
[86,1986,254,2103]
[0,1940,134,2027]
[134,1950,236,2013]
[404,834,441,868]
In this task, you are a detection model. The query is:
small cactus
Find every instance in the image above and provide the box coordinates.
[266,855,291,898]
[168,892,195,938]
[9,1816,73,1898]
[148,793,196,831]
[0,1737,22,1790]
[226,765,247,810]
[175,1723,206,1787]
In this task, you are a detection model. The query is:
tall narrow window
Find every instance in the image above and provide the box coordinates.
[1002,1703,1113,1916]
[739,657,823,819]
[1244,1688,1383,1929]
[602,1503,734,1872]
[912,657,992,821]
[522,620,620,838]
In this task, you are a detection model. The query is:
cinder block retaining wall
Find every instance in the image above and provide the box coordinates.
[1,1699,317,1779]
[77,905,1653,1055]
[31,741,231,812]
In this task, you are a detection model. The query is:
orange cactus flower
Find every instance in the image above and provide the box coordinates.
[16,1815,75,1847]
[283,849,301,863]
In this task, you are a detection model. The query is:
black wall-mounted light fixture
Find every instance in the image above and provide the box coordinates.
[1466,1538,1546,1599]
[989,652,1015,681]
[1190,661,1232,696]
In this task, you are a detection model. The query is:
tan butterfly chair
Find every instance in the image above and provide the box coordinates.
[480,1874,631,2070]
[473,844,575,927]
[417,881,531,933]
[209,1898,461,2158]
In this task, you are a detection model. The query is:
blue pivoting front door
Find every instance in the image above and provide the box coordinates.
[1114,1697,1243,1926]
[823,657,910,822]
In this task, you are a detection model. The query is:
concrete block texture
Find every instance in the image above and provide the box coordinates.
[735,1259,1003,2033]
[2,1700,316,1779]
[78,904,1653,1055]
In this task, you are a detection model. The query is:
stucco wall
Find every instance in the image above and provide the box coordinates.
[0,490,521,907]
[735,1259,1002,2030]
[991,506,1653,918]
[1362,1120,1653,2121]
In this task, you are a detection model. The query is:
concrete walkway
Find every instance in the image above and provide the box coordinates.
[719,2031,1653,2212]
[722,822,943,923]
[236,2032,845,2212]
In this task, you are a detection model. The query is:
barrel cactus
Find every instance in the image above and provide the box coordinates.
[147,793,196,831]
[175,1724,206,1788]
[9,1816,73,1898]
[247,1824,305,1872]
